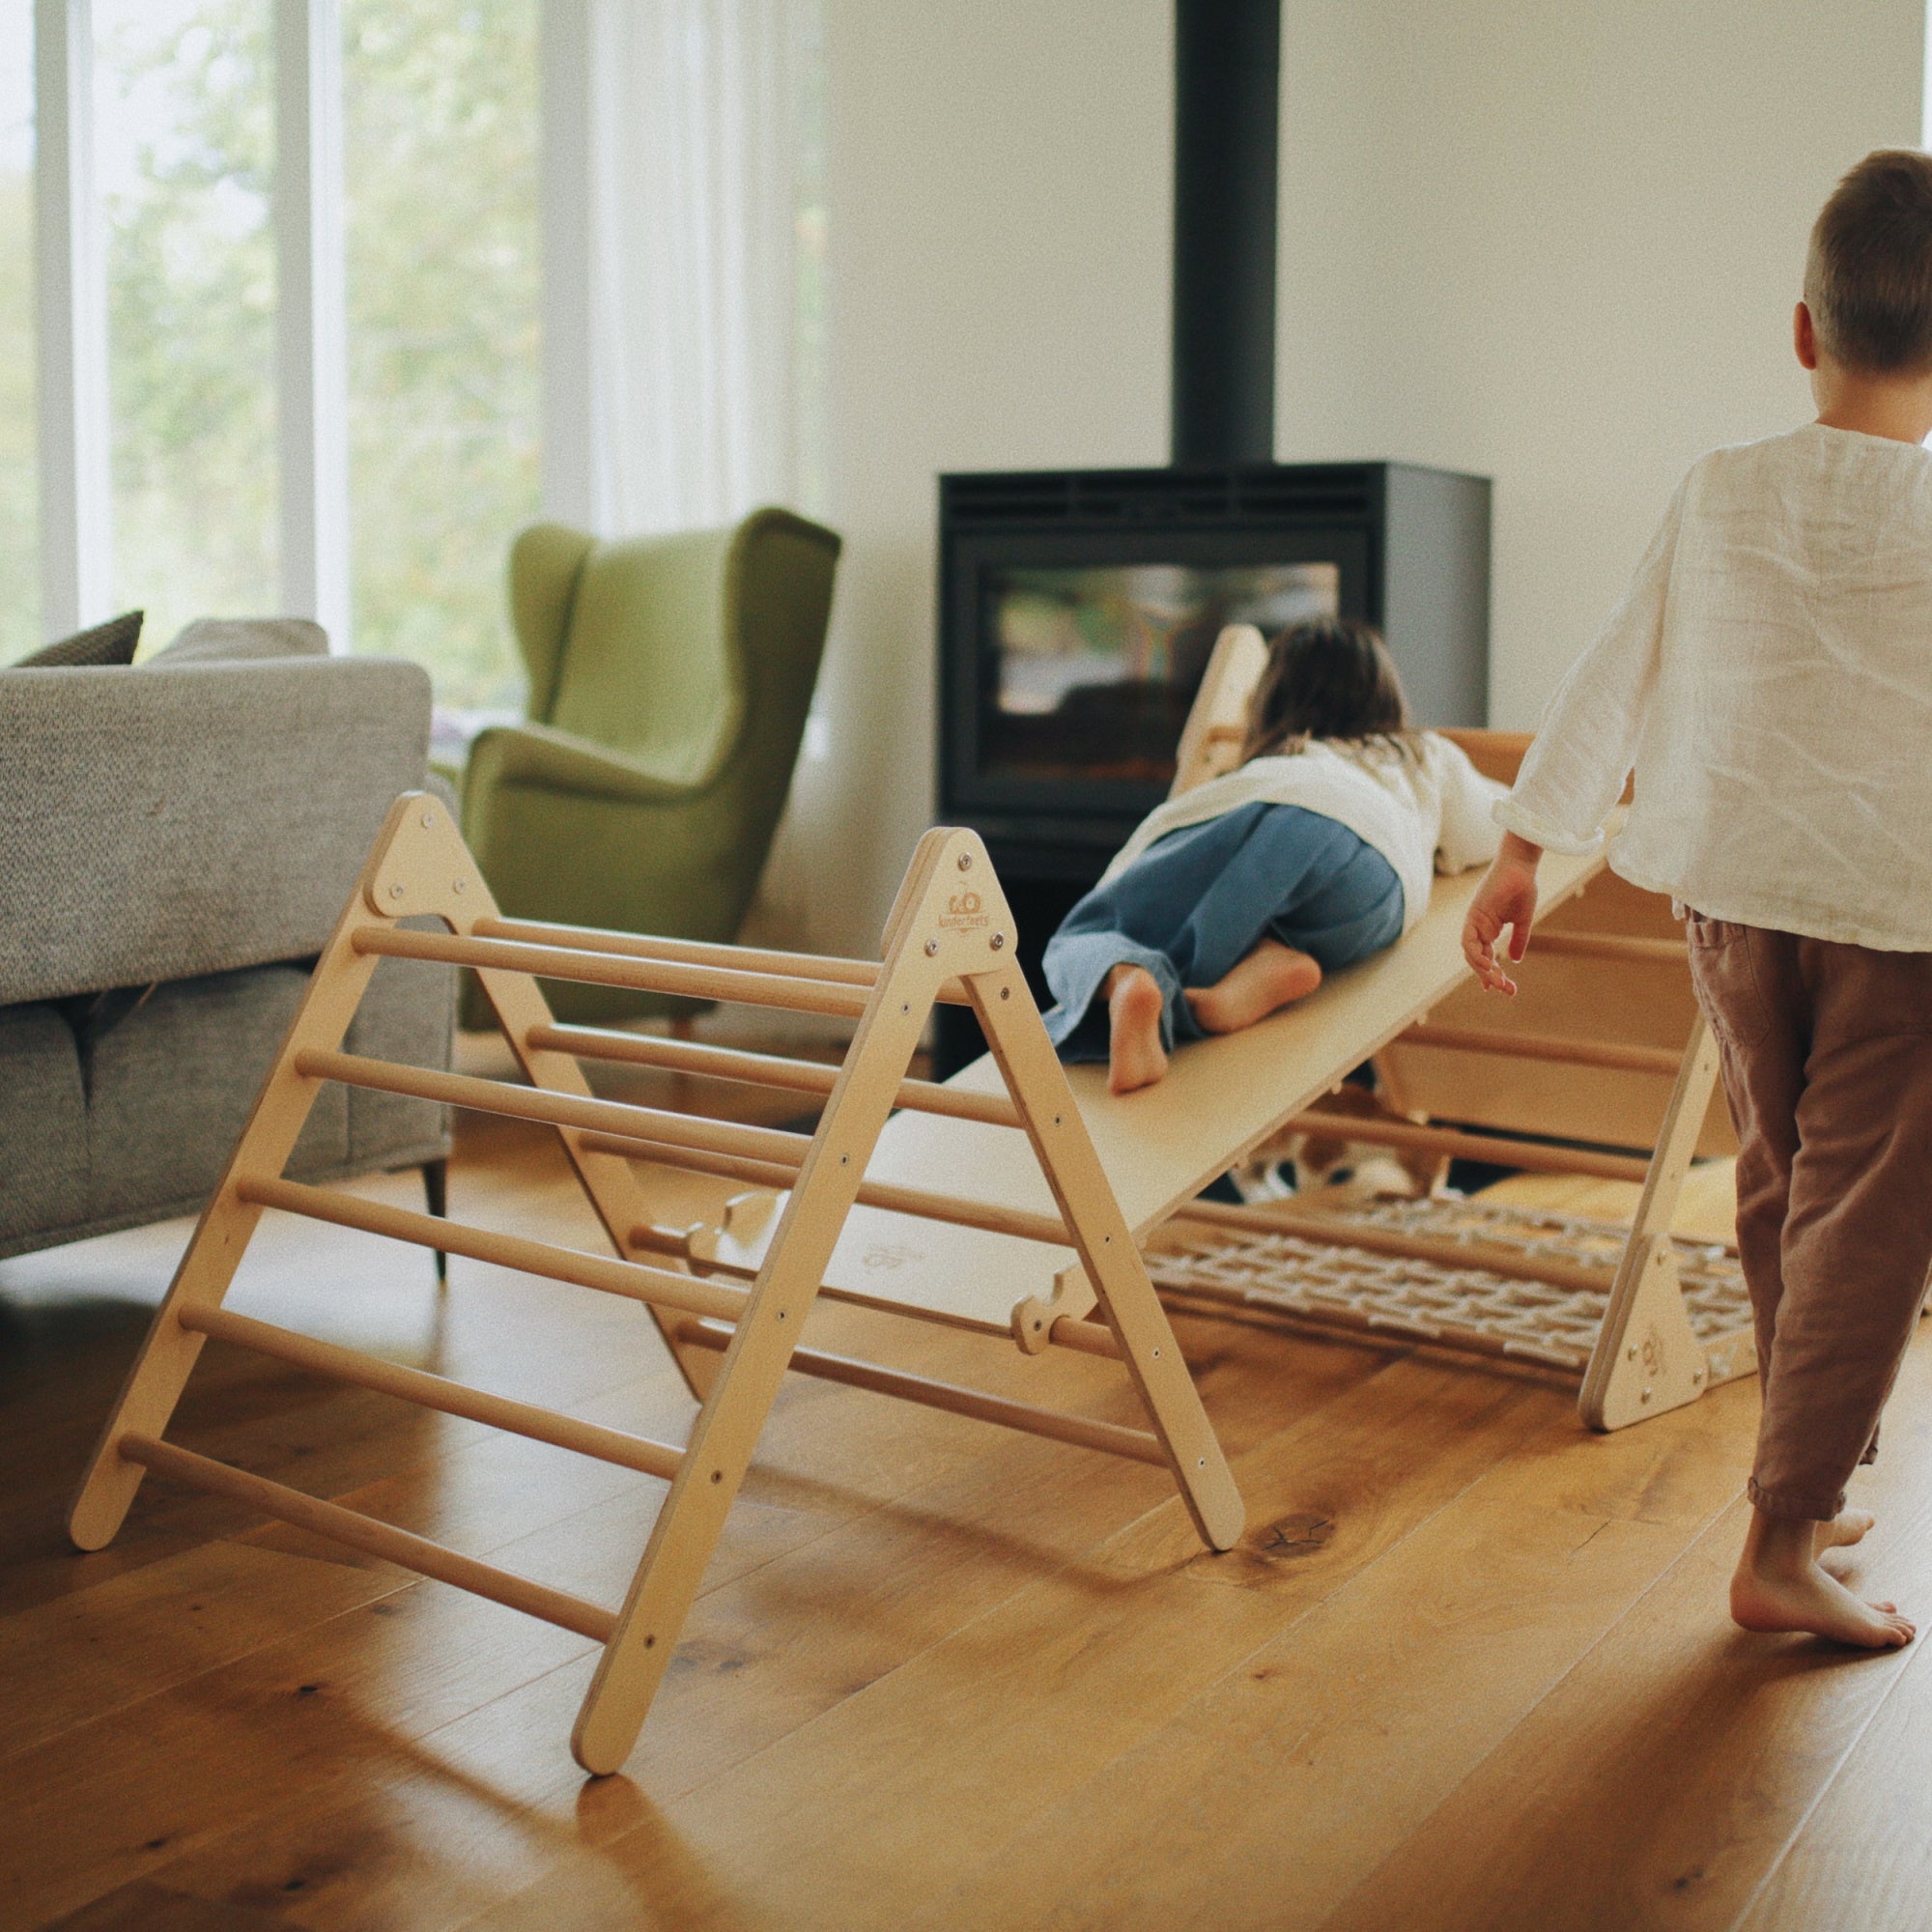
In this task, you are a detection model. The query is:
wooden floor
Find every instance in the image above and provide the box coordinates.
[5,1069,1931,1930]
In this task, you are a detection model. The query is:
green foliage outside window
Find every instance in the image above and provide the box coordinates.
[98,0,279,655]
[19,0,536,702]
[345,0,537,712]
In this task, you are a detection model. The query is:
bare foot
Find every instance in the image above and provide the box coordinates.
[1105,964,1168,1094]
[1818,1509,1876,1555]
[1730,1509,1913,1649]
[1184,939,1322,1035]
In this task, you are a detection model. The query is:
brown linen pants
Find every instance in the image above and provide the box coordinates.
[1687,918,1932,1520]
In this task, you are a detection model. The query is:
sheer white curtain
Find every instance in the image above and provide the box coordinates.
[583,0,815,534]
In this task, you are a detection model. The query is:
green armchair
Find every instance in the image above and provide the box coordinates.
[460,506,841,1026]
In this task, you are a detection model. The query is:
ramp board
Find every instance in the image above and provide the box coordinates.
[68,796,1242,1776]
[704,838,1607,1338]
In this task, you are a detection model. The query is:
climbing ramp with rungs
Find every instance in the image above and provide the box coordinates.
[69,794,1243,1776]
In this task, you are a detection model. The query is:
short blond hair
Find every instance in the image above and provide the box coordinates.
[1805,149,1932,373]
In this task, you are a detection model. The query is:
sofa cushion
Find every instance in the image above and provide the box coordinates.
[149,617,329,663]
[0,1006,87,1245]
[84,964,349,1226]
[9,611,144,668]
[0,654,432,1008]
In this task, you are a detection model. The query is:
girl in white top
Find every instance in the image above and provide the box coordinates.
[1043,616,1506,1093]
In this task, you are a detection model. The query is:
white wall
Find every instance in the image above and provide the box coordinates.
[1273,0,1925,724]
[785,0,1173,955]
[791,0,1924,959]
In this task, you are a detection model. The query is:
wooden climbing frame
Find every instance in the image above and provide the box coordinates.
[68,793,1244,1776]
[1144,1002,1749,1424]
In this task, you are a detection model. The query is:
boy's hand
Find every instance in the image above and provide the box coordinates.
[1463,835,1544,996]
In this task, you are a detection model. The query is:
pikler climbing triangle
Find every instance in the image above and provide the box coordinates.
[68,793,1244,1776]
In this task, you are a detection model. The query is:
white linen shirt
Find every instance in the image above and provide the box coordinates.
[1100,732,1506,933]
[1498,423,1932,950]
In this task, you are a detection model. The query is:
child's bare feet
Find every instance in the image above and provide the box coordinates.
[1105,964,1168,1094]
[1730,1508,1913,1649]
[1817,1508,1876,1555]
[1184,939,1322,1035]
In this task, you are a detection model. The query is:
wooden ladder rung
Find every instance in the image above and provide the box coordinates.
[1048,1317,1122,1357]
[354,925,875,1016]
[178,1304,685,1480]
[119,1434,619,1642]
[675,1321,1168,1465]
[1399,1023,1686,1076]
[478,916,888,985]
[529,1023,1025,1128]
[593,1140,1071,1247]
[239,1177,749,1323]
[294,1050,812,1171]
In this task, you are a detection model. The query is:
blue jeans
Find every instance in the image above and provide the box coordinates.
[1041,803,1406,1063]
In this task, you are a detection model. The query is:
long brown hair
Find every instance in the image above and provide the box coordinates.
[1239,616,1412,763]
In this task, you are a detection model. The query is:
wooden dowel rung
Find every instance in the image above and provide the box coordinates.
[674,1321,1168,1465]
[473,918,974,1008]
[590,1138,800,1194]
[1528,931,1688,964]
[238,1176,748,1323]
[294,1049,812,1171]
[178,1305,685,1481]
[1170,1199,1617,1295]
[119,1435,618,1643]
[478,917,884,985]
[352,925,873,1017]
[1275,1113,1654,1183]
[1049,1317,1123,1358]
[586,1134,1072,1247]
[528,1024,1025,1128]
[1398,1023,1687,1077]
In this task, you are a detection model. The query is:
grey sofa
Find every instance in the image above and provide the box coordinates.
[0,640,453,1262]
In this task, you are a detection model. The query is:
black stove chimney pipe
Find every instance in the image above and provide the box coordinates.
[1171,0,1280,467]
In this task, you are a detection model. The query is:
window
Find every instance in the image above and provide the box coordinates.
[96,0,278,653]
[11,2,822,700]
[344,0,538,712]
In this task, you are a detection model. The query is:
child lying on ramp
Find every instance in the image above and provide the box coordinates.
[1041,615,1506,1094]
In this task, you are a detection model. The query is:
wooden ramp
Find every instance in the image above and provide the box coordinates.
[700,626,1742,1430]
[68,796,1242,1776]
[708,845,1605,1327]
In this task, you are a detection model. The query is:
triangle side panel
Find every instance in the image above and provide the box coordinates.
[572,830,969,1774]
[964,959,1246,1552]
[69,793,448,1548]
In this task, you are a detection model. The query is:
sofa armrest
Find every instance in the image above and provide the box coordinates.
[0,656,433,1005]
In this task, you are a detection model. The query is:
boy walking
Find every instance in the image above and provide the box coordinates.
[1465,150,1932,1649]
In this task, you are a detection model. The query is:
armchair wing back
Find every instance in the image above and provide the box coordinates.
[462,506,841,1024]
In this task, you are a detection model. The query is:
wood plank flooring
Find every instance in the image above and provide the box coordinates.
[3,1066,1927,1931]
